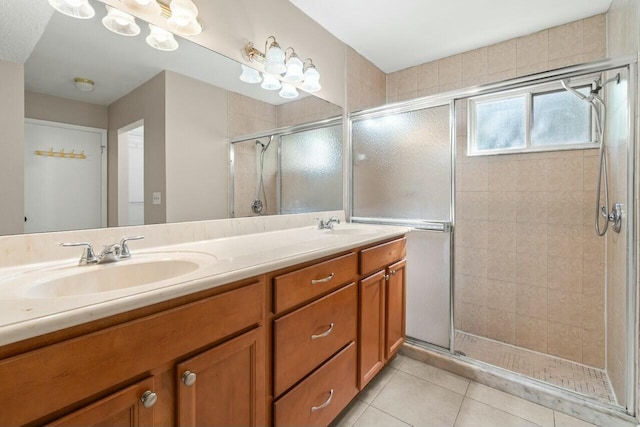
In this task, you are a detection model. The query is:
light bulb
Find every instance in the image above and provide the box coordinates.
[261,74,282,91]
[279,83,299,99]
[102,6,141,36]
[239,65,262,84]
[48,0,95,19]
[265,42,286,75]
[146,24,179,51]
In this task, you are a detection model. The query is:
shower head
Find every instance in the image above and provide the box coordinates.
[561,79,589,101]
[255,140,266,148]
[255,136,273,153]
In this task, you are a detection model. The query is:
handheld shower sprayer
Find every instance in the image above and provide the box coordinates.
[251,136,274,215]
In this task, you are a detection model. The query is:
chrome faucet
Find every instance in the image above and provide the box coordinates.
[317,216,341,230]
[61,236,144,266]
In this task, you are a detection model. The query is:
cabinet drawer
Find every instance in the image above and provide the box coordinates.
[274,252,357,314]
[274,342,358,427]
[274,283,357,397]
[359,237,406,276]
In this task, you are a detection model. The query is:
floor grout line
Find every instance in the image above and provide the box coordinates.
[392,365,469,397]
[464,396,548,427]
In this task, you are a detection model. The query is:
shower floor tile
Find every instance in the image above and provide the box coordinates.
[454,331,617,405]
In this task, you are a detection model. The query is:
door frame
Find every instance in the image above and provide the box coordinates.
[24,118,108,229]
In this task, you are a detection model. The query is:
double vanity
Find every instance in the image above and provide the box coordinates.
[0,222,408,426]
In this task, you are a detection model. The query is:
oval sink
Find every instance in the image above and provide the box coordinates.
[3,252,216,299]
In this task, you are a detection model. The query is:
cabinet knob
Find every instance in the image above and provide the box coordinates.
[141,390,158,408]
[182,370,197,386]
[384,274,390,281]
[390,270,397,275]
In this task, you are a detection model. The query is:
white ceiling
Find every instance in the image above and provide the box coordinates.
[289,0,613,73]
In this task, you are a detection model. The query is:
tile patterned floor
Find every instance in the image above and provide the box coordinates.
[331,355,599,427]
[454,331,617,405]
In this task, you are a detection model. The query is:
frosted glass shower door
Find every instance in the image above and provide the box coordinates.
[280,124,343,214]
[352,103,452,349]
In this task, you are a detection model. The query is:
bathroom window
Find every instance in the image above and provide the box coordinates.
[467,79,594,156]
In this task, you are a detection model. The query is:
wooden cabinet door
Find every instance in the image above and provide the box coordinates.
[385,259,406,359]
[49,377,157,427]
[358,270,386,389]
[176,327,265,427]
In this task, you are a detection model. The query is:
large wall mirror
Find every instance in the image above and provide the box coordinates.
[0,0,343,236]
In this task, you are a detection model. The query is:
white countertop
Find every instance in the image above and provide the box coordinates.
[0,224,409,346]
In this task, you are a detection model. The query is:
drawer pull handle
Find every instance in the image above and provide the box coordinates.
[311,323,334,340]
[311,389,334,412]
[311,273,335,285]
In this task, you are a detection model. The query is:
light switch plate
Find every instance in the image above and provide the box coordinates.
[152,192,161,205]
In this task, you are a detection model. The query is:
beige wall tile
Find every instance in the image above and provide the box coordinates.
[547,224,583,258]
[516,31,549,67]
[438,54,462,85]
[516,285,548,319]
[487,221,516,252]
[460,274,488,306]
[488,160,517,191]
[516,192,548,224]
[582,261,605,295]
[488,192,517,222]
[486,69,517,84]
[456,219,488,249]
[462,48,488,80]
[461,302,488,336]
[517,62,550,77]
[516,222,548,255]
[582,292,604,331]
[548,157,584,191]
[547,192,584,225]
[459,192,488,220]
[462,160,488,191]
[549,55,584,70]
[547,322,583,362]
[516,253,548,286]
[516,315,548,352]
[548,256,583,293]
[456,246,488,277]
[548,20,583,61]
[582,327,605,368]
[517,159,548,191]
[487,40,517,74]
[487,309,516,344]
[418,61,439,91]
[487,250,516,282]
[548,289,582,327]
[487,279,516,312]
[583,14,606,56]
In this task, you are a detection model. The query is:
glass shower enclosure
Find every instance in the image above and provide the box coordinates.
[351,101,454,349]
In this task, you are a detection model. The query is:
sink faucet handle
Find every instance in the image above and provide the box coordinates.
[60,242,97,265]
[119,236,144,259]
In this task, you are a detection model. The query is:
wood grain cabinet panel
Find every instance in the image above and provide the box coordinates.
[385,259,407,359]
[358,270,386,389]
[176,327,265,427]
[48,377,157,427]
[273,252,357,314]
[273,283,357,397]
[273,342,358,427]
[359,238,406,276]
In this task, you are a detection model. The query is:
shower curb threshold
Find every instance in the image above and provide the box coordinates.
[400,341,638,427]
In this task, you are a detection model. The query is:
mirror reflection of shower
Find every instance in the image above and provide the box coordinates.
[251,136,273,215]
[560,73,622,235]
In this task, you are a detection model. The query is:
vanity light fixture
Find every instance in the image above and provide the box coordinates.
[102,5,141,36]
[261,74,282,91]
[146,24,179,51]
[279,83,299,99]
[239,65,263,84]
[74,77,95,92]
[242,36,321,93]
[48,0,95,19]
[167,0,203,36]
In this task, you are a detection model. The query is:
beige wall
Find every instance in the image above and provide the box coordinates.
[606,0,640,408]
[107,72,166,226]
[99,0,346,108]
[346,46,386,113]
[276,96,342,128]
[407,16,608,368]
[0,60,24,235]
[25,92,108,129]
[164,71,228,222]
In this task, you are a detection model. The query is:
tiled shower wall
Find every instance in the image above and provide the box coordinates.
[454,110,605,367]
[382,15,608,368]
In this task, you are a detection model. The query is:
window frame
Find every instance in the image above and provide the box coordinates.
[467,75,598,157]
